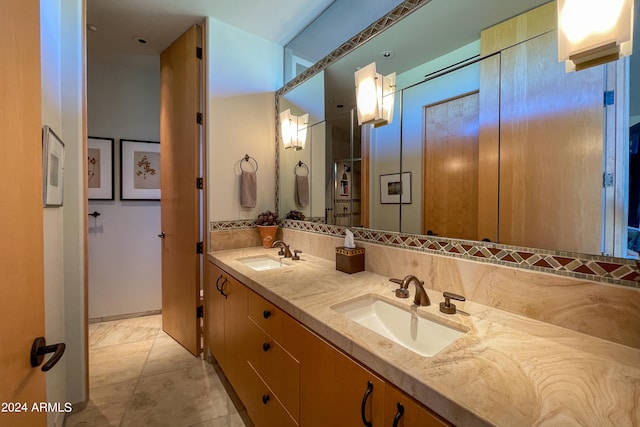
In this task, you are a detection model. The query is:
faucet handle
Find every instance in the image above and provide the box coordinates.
[277,247,285,256]
[292,249,302,260]
[439,292,465,314]
[389,278,409,298]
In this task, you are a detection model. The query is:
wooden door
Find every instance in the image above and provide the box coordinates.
[160,25,202,355]
[423,92,480,240]
[0,0,47,425]
[499,31,604,253]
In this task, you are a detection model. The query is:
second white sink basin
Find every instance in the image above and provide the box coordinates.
[332,295,466,357]
[237,256,289,271]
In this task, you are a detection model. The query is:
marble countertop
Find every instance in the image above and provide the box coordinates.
[208,247,640,427]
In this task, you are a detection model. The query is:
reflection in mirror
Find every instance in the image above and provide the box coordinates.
[277,0,638,262]
[278,71,324,220]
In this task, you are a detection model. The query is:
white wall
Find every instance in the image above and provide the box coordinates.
[41,0,85,422]
[207,18,284,222]
[87,53,161,318]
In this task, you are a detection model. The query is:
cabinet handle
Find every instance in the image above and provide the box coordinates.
[219,278,228,299]
[262,394,270,405]
[263,310,271,319]
[392,402,405,427]
[215,274,223,292]
[360,381,374,427]
[262,342,271,352]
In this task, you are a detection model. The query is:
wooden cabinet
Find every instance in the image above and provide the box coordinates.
[205,262,225,365]
[299,325,385,427]
[243,291,301,424]
[204,262,248,386]
[384,383,449,427]
[206,260,451,427]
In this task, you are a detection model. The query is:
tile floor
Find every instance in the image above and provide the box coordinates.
[64,315,248,427]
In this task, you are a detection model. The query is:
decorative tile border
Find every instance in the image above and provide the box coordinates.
[210,219,257,231]
[282,220,640,289]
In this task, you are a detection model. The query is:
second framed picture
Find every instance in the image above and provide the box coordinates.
[120,139,161,201]
[88,137,114,200]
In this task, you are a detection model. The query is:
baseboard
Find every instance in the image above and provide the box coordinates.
[89,309,161,324]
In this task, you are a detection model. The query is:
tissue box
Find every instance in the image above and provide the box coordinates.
[336,247,365,274]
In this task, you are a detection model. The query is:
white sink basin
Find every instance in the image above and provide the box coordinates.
[237,256,289,271]
[332,295,466,357]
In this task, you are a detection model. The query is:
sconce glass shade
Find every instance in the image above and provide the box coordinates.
[279,109,308,150]
[355,62,396,127]
[557,0,634,72]
[280,108,296,149]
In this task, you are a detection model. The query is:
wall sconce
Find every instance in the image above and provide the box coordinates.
[279,109,309,150]
[557,0,634,72]
[354,62,396,127]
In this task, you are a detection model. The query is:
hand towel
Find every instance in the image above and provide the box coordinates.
[296,174,309,207]
[241,170,256,208]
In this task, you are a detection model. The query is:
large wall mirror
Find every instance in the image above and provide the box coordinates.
[277,0,639,262]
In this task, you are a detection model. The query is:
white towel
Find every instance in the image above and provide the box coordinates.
[241,171,256,208]
[295,174,309,207]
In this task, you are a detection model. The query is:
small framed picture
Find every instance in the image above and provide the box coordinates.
[380,172,411,204]
[88,137,114,200]
[120,139,160,201]
[42,125,65,207]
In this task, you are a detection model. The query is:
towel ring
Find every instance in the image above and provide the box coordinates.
[240,154,258,172]
[295,161,309,176]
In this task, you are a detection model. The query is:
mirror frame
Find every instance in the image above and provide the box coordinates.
[274,0,640,288]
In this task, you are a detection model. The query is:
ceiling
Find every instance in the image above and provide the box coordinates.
[86,0,335,55]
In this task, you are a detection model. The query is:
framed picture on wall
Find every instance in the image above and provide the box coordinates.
[42,125,65,207]
[88,137,114,200]
[120,139,160,201]
[380,172,411,204]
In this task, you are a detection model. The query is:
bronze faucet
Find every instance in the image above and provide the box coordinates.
[389,275,430,306]
[272,240,293,258]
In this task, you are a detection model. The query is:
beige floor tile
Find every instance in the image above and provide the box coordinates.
[141,332,203,377]
[64,401,116,427]
[120,364,231,427]
[89,339,154,388]
[90,315,161,349]
[68,315,248,427]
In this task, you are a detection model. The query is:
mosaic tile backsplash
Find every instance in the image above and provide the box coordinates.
[211,219,640,289]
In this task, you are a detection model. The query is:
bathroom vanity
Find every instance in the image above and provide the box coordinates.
[206,247,640,427]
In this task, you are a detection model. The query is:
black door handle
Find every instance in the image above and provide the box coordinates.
[157,232,165,238]
[360,381,374,427]
[215,274,223,292]
[392,402,405,427]
[30,337,65,372]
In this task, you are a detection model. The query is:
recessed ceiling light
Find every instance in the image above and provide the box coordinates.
[132,35,150,45]
[380,51,394,59]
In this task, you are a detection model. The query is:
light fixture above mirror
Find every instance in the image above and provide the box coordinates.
[557,0,634,71]
[354,62,396,127]
[280,109,309,150]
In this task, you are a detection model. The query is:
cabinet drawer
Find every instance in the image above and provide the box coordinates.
[246,319,299,421]
[242,362,298,427]
[247,290,301,358]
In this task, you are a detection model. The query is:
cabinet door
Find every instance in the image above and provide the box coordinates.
[222,274,250,389]
[205,262,226,367]
[299,326,385,427]
[384,384,450,427]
